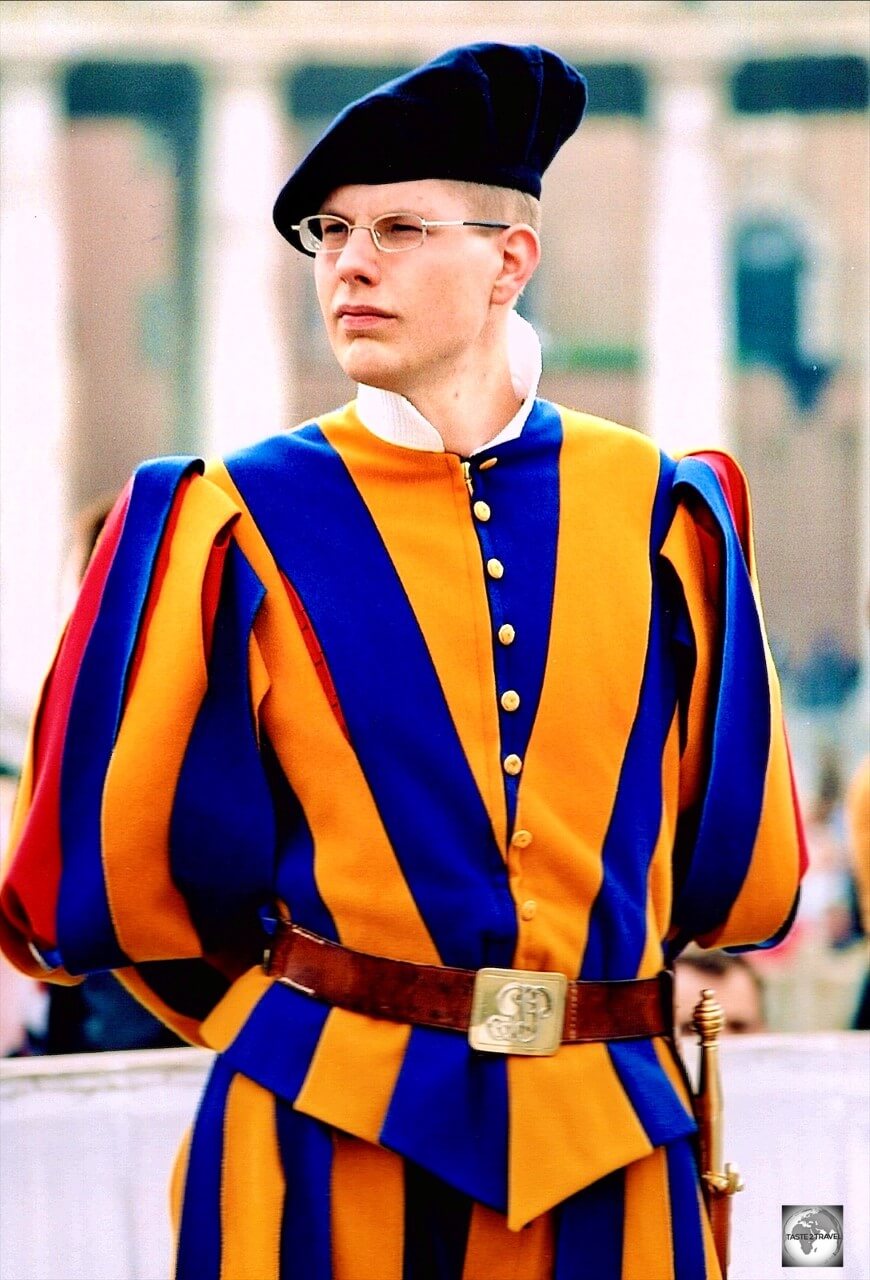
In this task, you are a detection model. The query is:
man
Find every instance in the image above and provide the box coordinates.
[674,949,766,1037]
[0,43,805,1280]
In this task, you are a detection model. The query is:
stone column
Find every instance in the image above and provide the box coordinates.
[0,61,73,766]
[198,61,294,458]
[646,60,730,453]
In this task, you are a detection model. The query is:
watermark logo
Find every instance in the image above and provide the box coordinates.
[782,1205,844,1267]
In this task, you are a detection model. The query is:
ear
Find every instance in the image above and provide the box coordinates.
[490,225,541,307]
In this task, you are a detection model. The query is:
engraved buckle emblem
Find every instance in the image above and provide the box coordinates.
[468,967,567,1056]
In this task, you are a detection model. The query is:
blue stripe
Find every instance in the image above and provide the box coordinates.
[170,543,275,953]
[555,1165,626,1280]
[59,457,201,973]
[174,1055,232,1280]
[219,980,331,1105]
[669,459,771,942]
[467,400,562,833]
[269,743,339,943]
[608,1039,696,1148]
[226,427,515,970]
[381,1027,508,1212]
[276,1102,333,1280]
[667,1137,709,1280]
[581,452,678,980]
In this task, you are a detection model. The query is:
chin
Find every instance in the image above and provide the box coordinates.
[338,341,404,392]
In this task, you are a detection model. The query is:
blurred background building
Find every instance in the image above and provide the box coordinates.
[1,1,868,1036]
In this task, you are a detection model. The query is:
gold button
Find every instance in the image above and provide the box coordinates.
[511,829,533,849]
[497,623,515,646]
[503,753,523,776]
[500,690,520,712]
[473,500,491,522]
[486,558,504,580]
[520,899,537,921]
[479,457,498,471]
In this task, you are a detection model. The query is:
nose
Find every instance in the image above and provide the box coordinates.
[334,224,382,285]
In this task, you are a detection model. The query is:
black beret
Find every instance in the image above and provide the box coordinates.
[274,42,587,254]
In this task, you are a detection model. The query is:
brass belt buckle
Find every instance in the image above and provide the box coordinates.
[468,967,567,1056]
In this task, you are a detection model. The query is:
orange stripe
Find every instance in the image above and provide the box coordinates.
[169,1125,193,1259]
[507,1043,652,1230]
[219,1073,284,1280]
[622,1146,675,1280]
[513,411,662,977]
[462,1202,555,1280]
[318,406,507,852]
[102,476,240,961]
[294,1009,411,1144]
[331,1133,405,1280]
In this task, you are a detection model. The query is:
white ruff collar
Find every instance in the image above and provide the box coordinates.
[355,311,542,455]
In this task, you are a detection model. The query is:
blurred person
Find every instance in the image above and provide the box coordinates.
[0,44,805,1280]
[674,949,766,1037]
[845,754,869,1029]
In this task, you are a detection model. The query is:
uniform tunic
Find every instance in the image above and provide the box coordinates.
[0,386,804,1278]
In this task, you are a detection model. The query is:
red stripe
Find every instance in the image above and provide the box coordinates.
[280,572,350,742]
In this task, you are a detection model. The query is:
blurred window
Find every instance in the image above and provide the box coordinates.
[731,55,869,115]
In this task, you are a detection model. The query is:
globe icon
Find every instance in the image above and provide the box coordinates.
[783,1207,843,1265]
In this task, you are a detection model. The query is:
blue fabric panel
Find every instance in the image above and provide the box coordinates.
[666,1137,709,1280]
[402,1160,473,1280]
[276,1102,334,1280]
[669,459,771,941]
[607,1039,696,1148]
[226,428,515,971]
[581,452,678,980]
[555,1165,626,1280]
[174,1055,232,1280]
[268,740,339,942]
[466,400,562,834]
[381,1026,508,1212]
[218,980,331,1104]
[170,543,275,952]
[59,457,201,973]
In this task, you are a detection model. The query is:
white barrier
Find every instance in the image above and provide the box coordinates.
[1,1034,868,1280]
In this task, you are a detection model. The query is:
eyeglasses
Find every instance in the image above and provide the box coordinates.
[292,212,511,254]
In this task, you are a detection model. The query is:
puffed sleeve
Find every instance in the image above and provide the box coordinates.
[660,449,807,959]
[0,458,276,1044]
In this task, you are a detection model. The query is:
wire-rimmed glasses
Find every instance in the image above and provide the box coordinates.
[292,212,511,254]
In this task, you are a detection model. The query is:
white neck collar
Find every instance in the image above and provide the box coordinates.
[355,311,542,455]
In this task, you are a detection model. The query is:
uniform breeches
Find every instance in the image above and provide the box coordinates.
[172,1059,722,1280]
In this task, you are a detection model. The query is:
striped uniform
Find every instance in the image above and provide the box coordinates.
[1,401,805,1279]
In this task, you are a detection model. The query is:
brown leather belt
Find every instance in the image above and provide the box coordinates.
[265,921,673,1056]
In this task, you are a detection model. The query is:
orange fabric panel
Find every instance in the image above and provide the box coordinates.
[295,1009,411,1145]
[331,1133,405,1280]
[622,1145,675,1280]
[219,1072,285,1280]
[507,1043,652,1230]
[513,413,661,978]
[101,477,240,962]
[462,1202,555,1280]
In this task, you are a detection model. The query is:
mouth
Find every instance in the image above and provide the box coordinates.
[335,305,395,332]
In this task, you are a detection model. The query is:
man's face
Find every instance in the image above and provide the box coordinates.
[312,179,507,398]
[674,961,765,1036]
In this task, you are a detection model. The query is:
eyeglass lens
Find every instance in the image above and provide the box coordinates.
[301,214,427,253]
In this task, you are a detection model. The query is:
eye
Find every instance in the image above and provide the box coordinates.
[318,218,349,242]
[375,214,425,248]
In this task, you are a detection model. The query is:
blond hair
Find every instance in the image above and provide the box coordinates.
[441,180,542,235]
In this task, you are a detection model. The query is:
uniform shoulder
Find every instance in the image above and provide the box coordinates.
[554,405,663,461]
